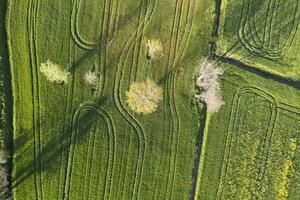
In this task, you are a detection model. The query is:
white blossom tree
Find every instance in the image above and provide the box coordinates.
[195,58,224,113]
[84,71,98,87]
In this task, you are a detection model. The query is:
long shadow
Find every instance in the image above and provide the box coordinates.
[12,97,107,190]
[190,104,207,200]
[210,0,222,55]
[11,1,145,192]
[69,3,141,73]
[218,55,300,90]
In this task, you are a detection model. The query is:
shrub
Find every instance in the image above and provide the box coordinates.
[0,167,9,199]
[0,149,10,199]
[195,58,224,113]
[0,149,9,164]
[84,71,98,87]
[40,60,69,83]
[126,79,163,114]
[145,39,163,60]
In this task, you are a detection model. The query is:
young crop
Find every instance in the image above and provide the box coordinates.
[40,60,69,83]
[126,79,163,114]
[195,58,224,113]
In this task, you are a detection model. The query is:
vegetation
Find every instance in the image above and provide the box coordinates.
[39,60,69,83]
[145,39,163,60]
[3,0,300,199]
[196,62,300,200]
[0,149,9,199]
[83,71,98,87]
[126,79,163,114]
[0,0,12,199]
[195,58,224,112]
[6,0,215,199]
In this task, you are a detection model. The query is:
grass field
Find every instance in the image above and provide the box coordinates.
[6,0,215,199]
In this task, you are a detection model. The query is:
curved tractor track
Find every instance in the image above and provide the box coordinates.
[152,0,195,199]
[239,0,300,59]
[63,0,118,199]
[216,86,278,199]
[63,102,115,200]
[112,0,157,199]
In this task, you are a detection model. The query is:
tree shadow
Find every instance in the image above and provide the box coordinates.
[12,97,107,191]
[190,103,207,200]
[11,1,144,190]
[69,3,141,73]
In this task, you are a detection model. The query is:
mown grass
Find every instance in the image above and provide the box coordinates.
[7,0,215,199]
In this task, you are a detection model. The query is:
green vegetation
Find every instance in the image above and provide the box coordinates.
[4,0,300,199]
[6,0,215,199]
[0,0,12,199]
[197,62,300,199]
[217,0,300,80]
[126,79,163,114]
[39,60,70,83]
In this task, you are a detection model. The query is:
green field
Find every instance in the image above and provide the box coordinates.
[2,0,300,199]
[197,62,300,199]
[6,0,215,199]
[217,0,300,80]
[196,1,300,198]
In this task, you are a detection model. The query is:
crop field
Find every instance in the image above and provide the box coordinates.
[217,0,300,80]
[196,63,300,199]
[6,0,215,199]
[196,0,300,199]
[2,0,300,199]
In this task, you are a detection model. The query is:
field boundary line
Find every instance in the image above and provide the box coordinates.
[238,0,300,58]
